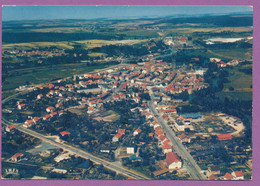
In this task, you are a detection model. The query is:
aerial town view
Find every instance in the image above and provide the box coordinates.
[1,6,252,180]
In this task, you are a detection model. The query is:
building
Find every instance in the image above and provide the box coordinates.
[180,113,202,120]
[112,133,123,142]
[178,133,191,143]
[153,168,169,177]
[224,172,233,180]
[11,153,23,162]
[162,144,172,154]
[6,125,15,132]
[166,152,182,171]
[46,106,55,113]
[217,134,232,141]
[133,128,142,136]
[232,171,244,180]
[60,131,70,136]
[126,147,135,154]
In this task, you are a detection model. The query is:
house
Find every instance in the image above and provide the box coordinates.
[60,131,70,137]
[178,133,191,143]
[112,133,123,142]
[162,144,172,154]
[50,112,58,117]
[6,125,15,132]
[166,152,182,171]
[18,104,25,110]
[37,94,43,99]
[46,106,55,112]
[153,168,169,177]
[33,117,40,124]
[133,129,142,136]
[23,120,34,128]
[208,166,220,175]
[158,135,166,142]
[217,134,232,141]
[209,174,218,180]
[43,114,51,120]
[11,153,23,162]
[224,172,233,180]
[232,171,244,180]
[175,122,185,131]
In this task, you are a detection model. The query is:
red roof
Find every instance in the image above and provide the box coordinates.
[163,139,171,145]
[178,133,189,140]
[12,153,23,158]
[8,125,16,130]
[209,174,218,180]
[47,106,54,110]
[26,120,34,124]
[114,133,123,139]
[118,129,125,134]
[158,135,166,141]
[224,173,233,180]
[162,144,172,149]
[60,131,70,136]
[217,134,232,140]
[156,131,163,136]
[44,114,51,119]
[234,171,244,177]
[166,152,180,165]
[135,128,142,133]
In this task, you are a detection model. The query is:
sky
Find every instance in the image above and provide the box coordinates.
[2,6,253,21]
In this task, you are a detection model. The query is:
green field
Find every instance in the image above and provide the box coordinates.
[217,63,252,101]
[209,48,252,60]
[2,42,74,50]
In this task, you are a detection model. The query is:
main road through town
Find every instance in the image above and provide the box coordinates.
[147,100,207,180]
[2,118,148,180]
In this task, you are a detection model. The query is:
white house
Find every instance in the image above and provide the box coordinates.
[166,152,182,171]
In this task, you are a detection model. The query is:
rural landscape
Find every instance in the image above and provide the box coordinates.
[1,6,252,180]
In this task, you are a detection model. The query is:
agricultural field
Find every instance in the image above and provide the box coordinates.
[217,63,252,101]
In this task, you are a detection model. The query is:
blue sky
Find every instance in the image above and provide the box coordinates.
[2,6,253,21]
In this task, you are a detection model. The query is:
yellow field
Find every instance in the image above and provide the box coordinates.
[88,52,107,57]
[166,27,252,34]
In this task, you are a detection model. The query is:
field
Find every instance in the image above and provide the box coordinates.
[2,42,74,50]
[165,27,252,34]
[209,48,252,60]
[217,63,252,101]
[2,39,147,51]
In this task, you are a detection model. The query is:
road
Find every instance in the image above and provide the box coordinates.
[147,100,207,180]
[2,118,148,180]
